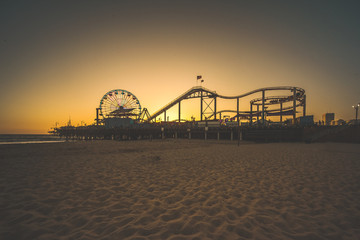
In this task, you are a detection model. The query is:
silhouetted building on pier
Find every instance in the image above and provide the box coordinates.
[322,113,335,125]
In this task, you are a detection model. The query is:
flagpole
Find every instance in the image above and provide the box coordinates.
[196,75,202,86]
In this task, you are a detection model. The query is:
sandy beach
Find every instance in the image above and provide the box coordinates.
[0,140,359,239]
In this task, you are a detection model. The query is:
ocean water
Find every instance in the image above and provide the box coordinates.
[0,134,64,144]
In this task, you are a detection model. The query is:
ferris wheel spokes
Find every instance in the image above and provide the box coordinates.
[99,89,141,119]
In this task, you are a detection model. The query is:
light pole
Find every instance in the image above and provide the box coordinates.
[353,103,360,124]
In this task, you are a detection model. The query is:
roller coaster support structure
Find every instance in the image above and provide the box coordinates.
[280,101,283,123]
[201,94,217,121]
[237,98,239,125]
[293,88,297,122]
[262,90,265,125]
[250,103,253,126]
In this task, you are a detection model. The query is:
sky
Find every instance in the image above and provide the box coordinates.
[1,0,359,133]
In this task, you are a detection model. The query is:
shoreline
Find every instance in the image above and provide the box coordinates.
[0,140,65,145]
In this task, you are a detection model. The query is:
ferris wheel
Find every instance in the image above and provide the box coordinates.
[99,89,141,119]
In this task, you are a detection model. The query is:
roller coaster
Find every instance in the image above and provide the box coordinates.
[96,85,306,126]
[145,86,306,125]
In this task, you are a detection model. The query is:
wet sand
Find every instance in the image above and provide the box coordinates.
[0,140,359,239]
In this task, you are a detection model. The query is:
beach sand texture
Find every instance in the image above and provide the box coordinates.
[0,140,359,239]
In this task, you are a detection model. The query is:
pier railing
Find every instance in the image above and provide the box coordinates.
[51,125,360,143]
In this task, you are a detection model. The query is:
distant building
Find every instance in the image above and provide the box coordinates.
[322,113,335,125]
[297,115,314,126]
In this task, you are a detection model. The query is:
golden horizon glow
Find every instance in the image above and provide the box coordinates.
[1,1,359,133]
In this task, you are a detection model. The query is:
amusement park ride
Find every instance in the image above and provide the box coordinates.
[95,85,306,127]
[98,89,142,118]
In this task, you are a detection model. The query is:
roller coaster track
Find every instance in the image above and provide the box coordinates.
[148,86,305,122]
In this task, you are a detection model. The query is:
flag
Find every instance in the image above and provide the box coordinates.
[197,75,202,80]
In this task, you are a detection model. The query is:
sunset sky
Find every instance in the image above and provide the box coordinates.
[1,0,359,133]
